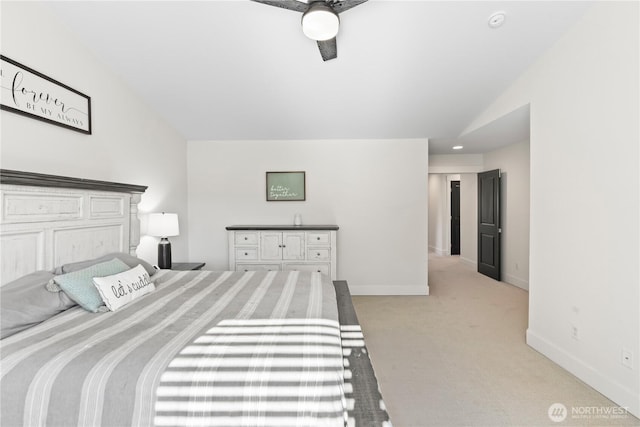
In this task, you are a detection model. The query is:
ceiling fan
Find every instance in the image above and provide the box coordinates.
[250,0,368,61]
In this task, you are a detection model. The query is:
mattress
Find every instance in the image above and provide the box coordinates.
[1,270,348,426]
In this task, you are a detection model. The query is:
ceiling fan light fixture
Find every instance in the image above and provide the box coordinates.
[302,3,340,41]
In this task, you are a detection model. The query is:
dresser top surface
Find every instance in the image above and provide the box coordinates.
[226,225,339,231]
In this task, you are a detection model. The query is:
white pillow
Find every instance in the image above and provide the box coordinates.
[93,264,155,311]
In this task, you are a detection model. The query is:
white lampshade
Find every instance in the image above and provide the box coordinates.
[147,213,179,237]
[302,3,339,41]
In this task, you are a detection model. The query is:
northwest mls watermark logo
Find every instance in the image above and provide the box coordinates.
[548,403,567,422]
[548,403,630,423]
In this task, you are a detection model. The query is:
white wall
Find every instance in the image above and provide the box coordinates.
[0,2,189,265]
[187,139,429,295]
[465,3,639,416]
[429,154,484,174]
[484,140,530,289]
[459,173,477,266]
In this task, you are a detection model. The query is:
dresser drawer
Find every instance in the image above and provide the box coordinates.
[235,232,258,245]
[307,231,330,245]
[236,248,258,260]
[237,263,281,272]
[308,248,330,261]
[284,263,330,276]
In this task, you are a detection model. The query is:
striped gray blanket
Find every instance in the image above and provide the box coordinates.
[1,270,346,426]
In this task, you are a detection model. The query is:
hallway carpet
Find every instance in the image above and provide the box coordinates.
[352,254,639,427]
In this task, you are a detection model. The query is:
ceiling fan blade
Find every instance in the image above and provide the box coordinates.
[331,0,368,14]
[250,0,309,13]
[317,38,337,61]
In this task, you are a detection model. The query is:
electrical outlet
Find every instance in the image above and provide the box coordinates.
[571,324,579,340]
[622,349,633,369]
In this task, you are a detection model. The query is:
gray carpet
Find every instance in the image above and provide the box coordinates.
[352,254,639,427]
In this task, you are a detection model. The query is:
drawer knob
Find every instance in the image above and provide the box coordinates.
[317,237,320,240]
[317,252,321,256]
[244,237,248,240]
[244,252,248,256]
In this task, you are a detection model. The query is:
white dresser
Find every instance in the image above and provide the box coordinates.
[226,225,338,280]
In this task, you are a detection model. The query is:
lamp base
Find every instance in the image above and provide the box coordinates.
[158,238,172,269]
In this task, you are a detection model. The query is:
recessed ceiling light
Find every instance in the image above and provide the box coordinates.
[453,145,463,150]
[488,11,506,29]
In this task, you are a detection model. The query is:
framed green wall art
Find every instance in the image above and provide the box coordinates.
[266,171,305,201]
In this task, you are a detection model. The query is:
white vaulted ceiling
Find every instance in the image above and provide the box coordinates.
[45,1,591,152]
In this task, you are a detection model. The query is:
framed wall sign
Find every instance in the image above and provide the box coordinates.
[266,171,305,201]
[0,55,92,134]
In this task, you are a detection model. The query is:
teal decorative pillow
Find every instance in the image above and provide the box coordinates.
[51,258,130,312]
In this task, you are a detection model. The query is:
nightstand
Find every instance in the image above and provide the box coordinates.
[171,262,206,271]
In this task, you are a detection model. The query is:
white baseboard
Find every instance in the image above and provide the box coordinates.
[460,257,476,267]
[526,329,640,418]
[458,260,529,291]
[349,284,429,296]
[429,246,449,256]
[503,272,529,290]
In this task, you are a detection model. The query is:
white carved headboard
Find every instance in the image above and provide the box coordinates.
[0,170,147,286]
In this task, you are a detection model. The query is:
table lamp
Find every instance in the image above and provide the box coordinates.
[148,212,179,269]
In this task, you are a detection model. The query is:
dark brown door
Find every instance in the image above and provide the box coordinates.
[477,169,501,280]
[451,180,460,255]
